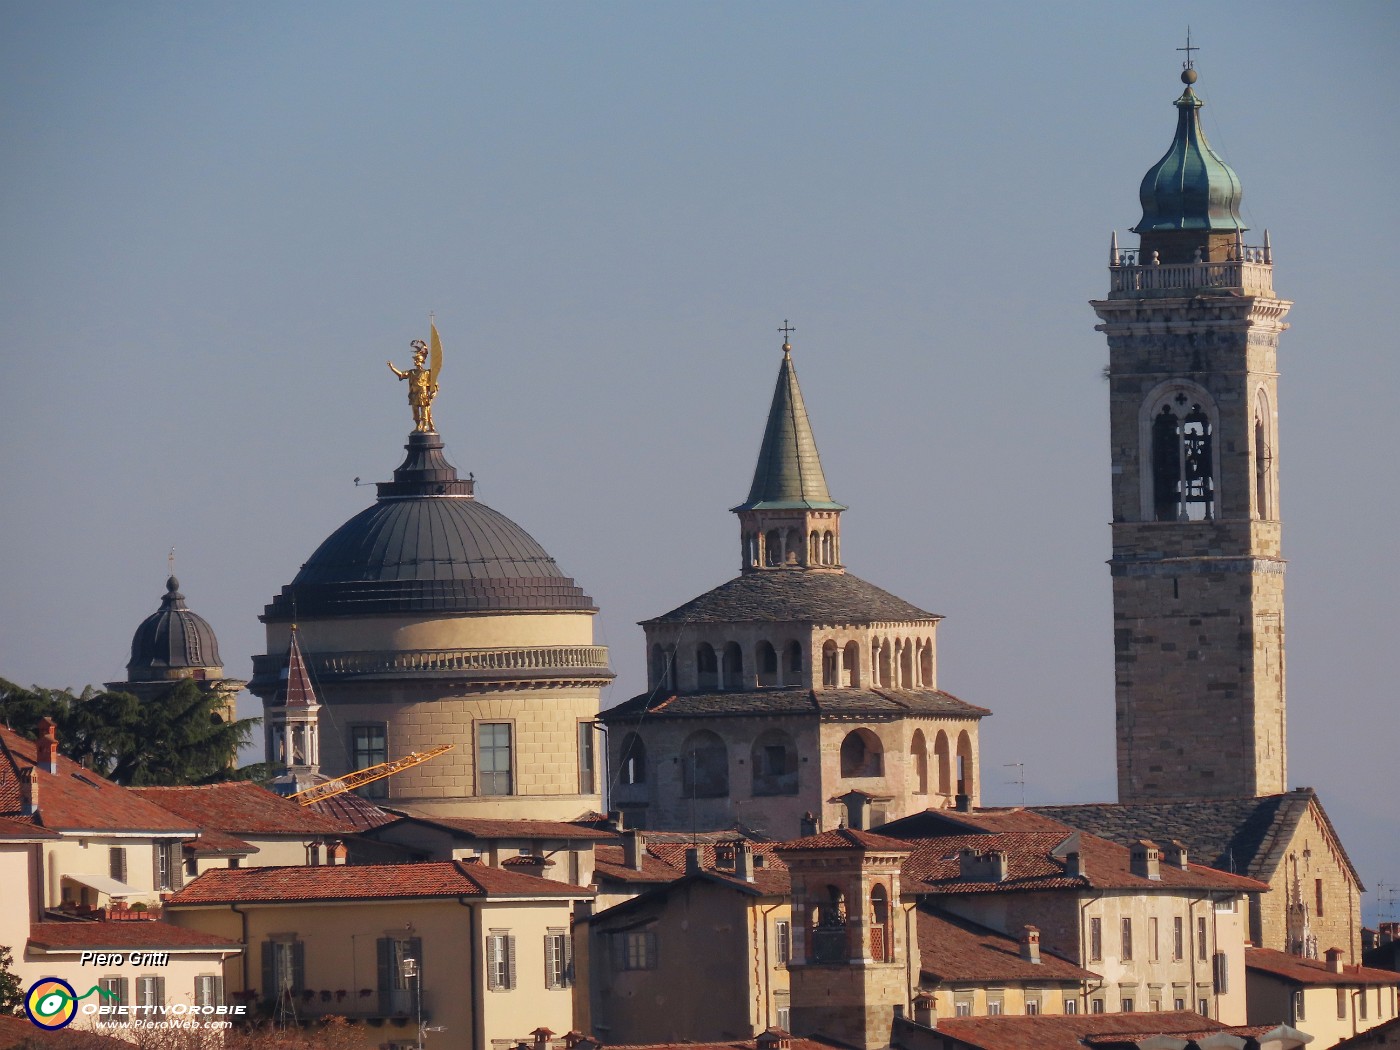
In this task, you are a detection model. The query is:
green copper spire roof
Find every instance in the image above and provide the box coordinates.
[734,341,845,512]
[1133,69,1246,234]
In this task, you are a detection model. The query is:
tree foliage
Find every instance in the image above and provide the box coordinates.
[0,678,256,786]
[0,944,22,1015]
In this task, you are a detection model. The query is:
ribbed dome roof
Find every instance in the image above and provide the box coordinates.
[128,576,224,678]
[263,432,595,619]
[1134,72,1246,235]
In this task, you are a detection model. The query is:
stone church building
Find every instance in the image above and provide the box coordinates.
[602,337,989,839]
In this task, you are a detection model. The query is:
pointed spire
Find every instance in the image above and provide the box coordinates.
[735,335,845,512]
[278,626,319,709]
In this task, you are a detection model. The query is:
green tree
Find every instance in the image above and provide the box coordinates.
[0,944,22,1015]
[0,678,256,786]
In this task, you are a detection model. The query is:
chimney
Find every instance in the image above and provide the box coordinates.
[19,766,38,817]
[36,717,58,774]
[838,791,871,831]
[607,810,624,832]
[958,849,1007,882]
[623,830,645,871]
[1164,839,1189,871]
[1380,922,1398,946]
[1130,840,1161,881]
[954,793,971,813]
[563,1034,583,1050]
[532,1027,555,1050]
[913,991,936,1028]
[685,846,702,876]
[1065,851,1085,878]
[756,1029,792,1050]
[1325,947,1345,973]
[327,841,348,865]
[1020,925,1042,964]
[799,812,819,837]
[734,842,754,883]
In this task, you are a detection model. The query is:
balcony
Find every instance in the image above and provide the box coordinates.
[1108,244,1273,299]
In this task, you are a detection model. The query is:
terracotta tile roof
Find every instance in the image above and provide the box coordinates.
[0,814,57,839]
[592,843,684,884]
[593,840,790,892]
[603,685,988,722]
[1246,947,1400,987]
[1331,1016,1400,1049]
[28,921,241,951]
[601,1040,836,1050]
[131,781,353,836]
[0,726,198,835]
[167,860,590,905]
[917,906,1098,983]
[777,827,913,852]
[305,788,396,830]
[186,827,258,856]
[646,840,789,872]
[380,813,615,842]
[927,1011,1231,1050]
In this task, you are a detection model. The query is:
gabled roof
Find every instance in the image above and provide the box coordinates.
[1330,1016,1400,1049]
[130,781,354,836]
[374,813,615,843]
[642,570,938,625]
[0,726,198,835]
[917,906,1099,984]
[923,1011,1238,1050]
[28,921,241,952]
[186,827,258,856]
[1031,789,1362,889]
[1246,947,1400,987]
[733,346,844,513]
[603,685,987,723]
[167,860,590,906]
[592,842,684,886]
[778,827,911,853]
[593,840,790,891]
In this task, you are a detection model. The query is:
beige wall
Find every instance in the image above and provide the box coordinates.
[921,983,1081,1022]
[1259,805,1362,962]
[1247,974,1400,1049]
[0,843,37,955]
[42,835,190,910]
[267,612,597,655]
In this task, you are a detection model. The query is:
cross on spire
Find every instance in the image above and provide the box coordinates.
[1178,28,1198,71]
[778,320,796,351]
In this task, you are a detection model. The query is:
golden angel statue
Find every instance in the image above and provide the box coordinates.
[387,322,443,432]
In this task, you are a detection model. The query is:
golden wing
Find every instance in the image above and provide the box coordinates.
[429,321,444,385]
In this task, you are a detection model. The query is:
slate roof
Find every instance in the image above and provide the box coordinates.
[602,685,987,722]
[924,1011,1235,1050]
[131,782,354,836]
[28,921,241,952]
[643,569,939,625]
[1031,789,1362,889]
[916,906,1099,983]
[0,726,198,835]
[126,575,224,675]
[302,782,397,830]
[167,860,589,905]
[1246,947,1400,987]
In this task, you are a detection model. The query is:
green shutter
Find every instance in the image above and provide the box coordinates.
[261,942,275,1003]
[291,941,305,995]
[377,938,393,1015]
[506,935,516,990]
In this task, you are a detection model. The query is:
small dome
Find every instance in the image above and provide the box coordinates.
[263,432,595,619]
[1133,80,1245,235]
[127,576,224,679]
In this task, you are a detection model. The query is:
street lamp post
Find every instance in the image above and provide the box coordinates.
[400,956,422,1050]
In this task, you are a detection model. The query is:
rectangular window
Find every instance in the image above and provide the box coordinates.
[613,930,657,971]
[264,939,304,998]
[1091,999,1104,1014]
[1063,999,1078,1015]
[478,723,513,796]
[1315,878,1325,918]
[1174,917,1184,960]
[577,722,595,795]
[1199,998,1210,1018]
[954,1001,972,1017]
[193,975,223,1008]
[1212,951,1229,995]
[99,977,127,1007]
[987,1000,1003,1016]
[1197,916,1208,961]
[1293,990,1305,1022]
[136,976,165,1010]
[376,936,421,1016]
[1150,999,1160,1012]
[775,991,790,1030]
[1121,918,1133,961]
[1360,987,1367,1020]
[109,847,127,883]
[545,929,571,989]
[1025,1000,1040,1015]
[1150,917,1160,962]
[774,919,791,964]
[486,931,516,991]
[1337,987,1348,1019]
[1121,998,1134,1012]
[1090,917,1103,961]
[1174,998,1185,1011]
[351,725,389,799]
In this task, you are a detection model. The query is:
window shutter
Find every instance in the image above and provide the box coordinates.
[154,977,165,1008]
[111,847,127,883]
[171,846,184,890]
[377,938,393,1015]
[153,846,161,889]
[486,937,500,992]
[408,938,422,986]
[261,942,275,1002]
[564,932,574,987]
[544,935,555,989]
[1213,951,1229,994]
[507,935,517,990]
[214,976,224,1007]
[291,941,305,995]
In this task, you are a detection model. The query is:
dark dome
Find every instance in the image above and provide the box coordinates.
[263,432,595,619]
[128,576,224,678]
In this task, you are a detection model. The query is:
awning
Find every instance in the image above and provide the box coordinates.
[62,873,142,897]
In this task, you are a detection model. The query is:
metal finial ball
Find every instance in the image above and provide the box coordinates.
[1181,68,1198,85]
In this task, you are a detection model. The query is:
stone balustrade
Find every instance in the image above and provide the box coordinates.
[252,645,611,681]
[1109,248,1274,298]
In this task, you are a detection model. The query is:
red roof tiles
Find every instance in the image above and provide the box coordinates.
[917,906,1098,983]
[167,860,590,906]
[384,814,615,842]
[131,781,353,836]
[1246,947,1400,987]
[929,1011,1232,1050]
[777,827,912,853]
[28,921,240,951]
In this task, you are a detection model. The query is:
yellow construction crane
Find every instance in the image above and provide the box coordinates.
[292,744,454,806]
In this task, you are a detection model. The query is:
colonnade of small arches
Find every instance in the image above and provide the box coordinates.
[741,527,840,569]
[651,634,935,694]
[819,636,933,690]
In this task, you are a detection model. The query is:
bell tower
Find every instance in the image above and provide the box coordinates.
[1091,61,1293,803]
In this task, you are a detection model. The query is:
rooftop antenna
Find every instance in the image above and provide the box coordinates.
[1177,27,1198,72]
[1003,762,1026,807]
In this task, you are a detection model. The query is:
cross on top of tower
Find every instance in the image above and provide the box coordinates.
[1177,28,1198,70]
[778,320,795,353]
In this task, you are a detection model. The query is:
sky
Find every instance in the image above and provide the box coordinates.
[1,2,1396,923]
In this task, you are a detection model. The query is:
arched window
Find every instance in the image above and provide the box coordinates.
[619,732,647,785]
[869,884,892,961]
[764,529,782,567]
[723,642,744,690]
[822,530,835,565]
[743,532,759,568]
[1145,384,1218,522]
[934,730,952,795]
[751,729,798,796]
[822,640,839,688]
[680,730,729,798]
[1254,388,1274,521]
[840,729,883,778]
[899,641,914,689]
[956,730,975,798]
[910,729,928,795]
[696,643,718,691]
[651,644,671,690]
[919,640,934,687]
[877,640,892,688]
[809,530,820,564]
[785,528,802,565]
[843,641,861,688]
[786,640,803,677]
[757,641,780,687]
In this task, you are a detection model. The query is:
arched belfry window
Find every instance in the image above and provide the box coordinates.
[1144,385,1218,522]
[1254,388,1274,521]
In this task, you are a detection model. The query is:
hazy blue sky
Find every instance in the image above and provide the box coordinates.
[2,3,1396,921]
